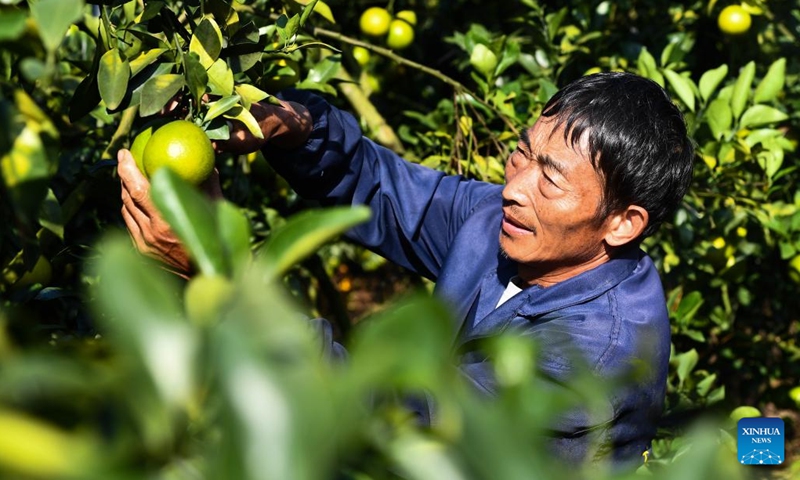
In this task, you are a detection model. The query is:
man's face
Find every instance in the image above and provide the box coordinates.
[500,117,612,285]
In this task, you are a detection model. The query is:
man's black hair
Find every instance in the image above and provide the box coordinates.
[541,72,695,240]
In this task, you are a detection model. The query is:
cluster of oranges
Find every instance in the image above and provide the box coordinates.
[358,7,416,51]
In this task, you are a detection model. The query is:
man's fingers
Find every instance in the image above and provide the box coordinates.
[121,205,151,254]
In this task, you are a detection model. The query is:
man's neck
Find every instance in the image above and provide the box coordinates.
[516,252,611,288]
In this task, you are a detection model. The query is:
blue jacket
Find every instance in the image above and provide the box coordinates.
[264,90,671,468]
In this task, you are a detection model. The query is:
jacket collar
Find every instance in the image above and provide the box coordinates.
[463,246,642,340]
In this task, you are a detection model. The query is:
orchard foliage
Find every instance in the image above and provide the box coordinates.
[0,0,799,478]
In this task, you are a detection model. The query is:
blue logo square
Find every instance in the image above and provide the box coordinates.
[737,417,784,465]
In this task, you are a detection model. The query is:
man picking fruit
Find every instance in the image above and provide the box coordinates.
[117,72,694,469]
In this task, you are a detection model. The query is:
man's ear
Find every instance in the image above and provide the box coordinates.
[604,205,648,247]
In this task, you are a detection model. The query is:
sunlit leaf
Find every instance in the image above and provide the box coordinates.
[28,0,83,52]
[234,83,269,109]
[149,168,227,277]
[753,58,786,104]
[130,48,168,76]
[93,235,198,410]
[706,98,732,140]
[223,105,263,140]
[98,48,130,111]
[207,58,234,96]
[663,69,696,113]
[730,61,755,120]
[216,200,252,277]
[183,51,209,105]
[0,408,96,478]
[189,16,223,69]
[0,9,27,41]
[204,95,241,123]
[739,105,789,129]
[140,73,184,117]
[698,64,728,102]
[257,206,371,280]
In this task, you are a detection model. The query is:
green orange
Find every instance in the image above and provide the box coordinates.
[718,5,752,35]
[142,120,215,185]
[359,7,392,37]
[353,46,371,66]
[386,19,414,50]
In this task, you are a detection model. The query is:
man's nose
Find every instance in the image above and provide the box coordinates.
[501,174,530,207]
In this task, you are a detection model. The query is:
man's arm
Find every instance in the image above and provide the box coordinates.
[261,89,499,280]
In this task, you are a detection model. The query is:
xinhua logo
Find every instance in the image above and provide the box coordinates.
[737,417,784,465]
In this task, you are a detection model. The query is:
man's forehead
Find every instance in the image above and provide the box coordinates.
[522,118,591,158]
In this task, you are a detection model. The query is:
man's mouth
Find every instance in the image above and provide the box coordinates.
[501,212,535,236]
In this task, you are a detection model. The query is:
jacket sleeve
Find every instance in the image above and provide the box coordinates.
[261,89,498,280]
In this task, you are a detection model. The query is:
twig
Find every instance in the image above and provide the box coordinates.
[312,26,520,136]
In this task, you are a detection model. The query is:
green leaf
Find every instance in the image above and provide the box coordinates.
[277,14,301,44]
[306,55,341,84]
[753,58,786,104]
[348,294,455,388]
[139,74,184,117]
[757,149,784,179]
[204,95,241,123]
[298,0,321,27]
[730,61,755,120]
[696,373,717,397]
[207,58,234,96]
[29,0,83,52]
[698,64,728,102]
[257,206,371,280]
[674,348,698,387]
[189,16,223,69]
[739,105,789,129]
[216,201,252,277]
[222,105,263,140]
[0,9,27,42]
[149,168,227,277]
[130,48,168,76]
[182,51,208,106]
[676,291,704,324]
[636,48,659,80]
[234,84,269,109]
[663,69,695,113]
[706,98,732,140]
[97,49,130,111]
[68,72,101,122]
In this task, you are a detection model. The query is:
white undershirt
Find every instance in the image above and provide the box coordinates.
[495,276,524,308]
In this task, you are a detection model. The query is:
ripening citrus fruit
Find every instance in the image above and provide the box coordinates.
[184,274,235,326]
[386,19,414,50]
[352,46,371,66]
[790,386,800,408]
[729,405,761,423]
[130,119,169,174]
[718,5,752,35]
[143,120,215,185]
[359,7,392,37]
[395,10,417,26]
